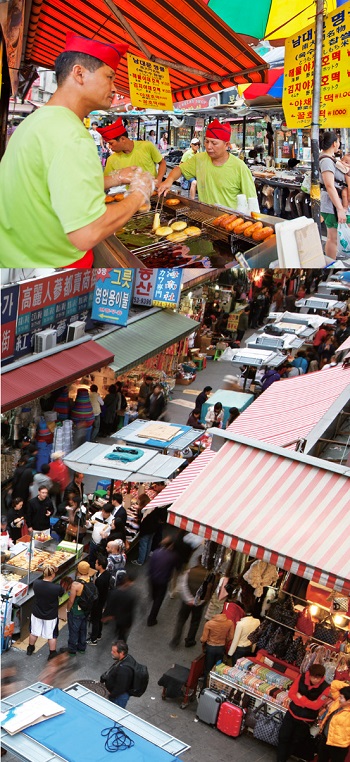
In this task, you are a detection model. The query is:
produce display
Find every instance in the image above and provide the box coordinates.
[212,213,274,240]
[8,549,72,571]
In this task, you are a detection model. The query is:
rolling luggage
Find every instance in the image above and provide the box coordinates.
[216,701,246,737]
[196,688,224,725]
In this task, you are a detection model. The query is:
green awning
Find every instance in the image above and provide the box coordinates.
[95,310,199,374]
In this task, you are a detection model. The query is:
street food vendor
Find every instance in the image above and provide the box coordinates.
[0,34,154,269]
[158,119,257,208]
[100,118,166,188]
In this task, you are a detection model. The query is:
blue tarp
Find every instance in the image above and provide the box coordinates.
[24,688,180,762]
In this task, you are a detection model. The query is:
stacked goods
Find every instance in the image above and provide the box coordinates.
[213,214,274,241]
[8,549,71,571]
[213,659,291,708]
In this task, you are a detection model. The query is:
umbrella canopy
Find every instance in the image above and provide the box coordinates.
[238,67,284,104]
[24,0,268,102]
[203,0,338,42]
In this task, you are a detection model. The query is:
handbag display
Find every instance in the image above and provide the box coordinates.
[314,615,338,646]
[284,637,306,668]
[253,703,284,746]
[269,597,299,628]
[296,607,314,636]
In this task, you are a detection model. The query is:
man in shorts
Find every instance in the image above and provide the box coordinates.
[27,564,64,660]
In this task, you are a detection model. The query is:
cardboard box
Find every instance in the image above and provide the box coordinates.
[56,541,83,557]
[2,582,28,603]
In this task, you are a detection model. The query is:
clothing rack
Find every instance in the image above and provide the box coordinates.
[265,615,345,644]
[208,672,288,713]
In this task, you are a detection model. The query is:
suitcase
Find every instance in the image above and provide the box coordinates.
[216,701,246,737]
[196,688,224,725]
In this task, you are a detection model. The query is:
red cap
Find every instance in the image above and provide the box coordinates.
[64,33,129,71]
[206,119,231,142]
[97,117,127,141]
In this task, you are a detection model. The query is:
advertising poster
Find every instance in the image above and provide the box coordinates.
[127,53,173,111]
[152,269,182,309]
[92,269,134,325]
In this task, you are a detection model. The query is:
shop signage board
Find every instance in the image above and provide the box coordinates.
[4,270,97,364]
[92,268,134,326]
[1,284,19,362]
[152,269,183,309]
[283,1,350,128]
[127,54,173,111]
[132,269,157,306]
[227,312,240,332]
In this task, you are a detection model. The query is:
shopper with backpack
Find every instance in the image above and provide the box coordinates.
[61,561,97,655]
[100,640,149,708]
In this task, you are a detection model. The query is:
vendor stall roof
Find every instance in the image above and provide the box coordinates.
[0,341,114,413]
[23,0,268,102]
[96,310,199,374]
[63,441,182,482]
[167,433,350,593]
[113,419,205,451]
[336,335,350,354]
[227,364,350,450]
[146,447,216,510]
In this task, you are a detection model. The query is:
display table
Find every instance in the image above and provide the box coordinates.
[113,419,205,454]
[201,389,254,426]
[1,682,190,761]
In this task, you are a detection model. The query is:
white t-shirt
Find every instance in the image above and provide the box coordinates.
[89,129,101,147]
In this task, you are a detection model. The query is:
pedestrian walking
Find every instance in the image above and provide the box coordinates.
[102,573,137,642]
[100,641,135,708]
[87,555,111,646]
[147,538,180,627]
[27,564,64,660]
[170,563,212,648]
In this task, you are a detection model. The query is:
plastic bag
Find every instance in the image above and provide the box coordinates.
[301,173,311,193]
[337,223,350,257]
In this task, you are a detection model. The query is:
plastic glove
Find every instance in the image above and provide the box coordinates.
[108,166,139,185]
[127,170,155,210]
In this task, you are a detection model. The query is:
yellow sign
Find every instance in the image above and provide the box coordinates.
[283,1,350,128]
[227,312,240,332]
[127,53,173,111]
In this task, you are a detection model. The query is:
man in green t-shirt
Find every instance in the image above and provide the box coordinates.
[180,138,200,199]
[158,119,257,210]
[0,34,154,269]
[100,118,166,188]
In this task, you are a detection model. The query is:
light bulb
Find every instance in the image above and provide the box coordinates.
[310,605,319,616]
[333,615,345,627]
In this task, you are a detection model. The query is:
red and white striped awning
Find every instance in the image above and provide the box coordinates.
[146,448,216,510]
[336,335,350,353]
[168,435,350,593]
[227,365,350,449]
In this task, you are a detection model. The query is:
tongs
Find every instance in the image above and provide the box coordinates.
[152,193,165,231]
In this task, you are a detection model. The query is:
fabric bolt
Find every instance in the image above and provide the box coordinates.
[180,151,257,207]
[104,141,163,178]
[0,107,106,268]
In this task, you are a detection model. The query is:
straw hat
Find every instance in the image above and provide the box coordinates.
[77,561,95,580]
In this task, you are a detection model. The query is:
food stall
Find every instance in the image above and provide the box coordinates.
[0,682,189,761]
[93,193,284,270]
[200,389,254,426]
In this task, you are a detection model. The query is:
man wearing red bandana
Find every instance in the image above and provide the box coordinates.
[98,118,166,189]
[158,119,257,209]
[0,34,154,269]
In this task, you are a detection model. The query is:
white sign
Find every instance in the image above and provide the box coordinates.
[132,268,157,307]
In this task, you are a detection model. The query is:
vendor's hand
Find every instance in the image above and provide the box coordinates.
[337,207,347,224]
[128,171,155,206]
[157,178,172,196]
[112,166,139,185]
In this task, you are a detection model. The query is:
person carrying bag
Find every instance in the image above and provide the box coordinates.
[318,682,350,762]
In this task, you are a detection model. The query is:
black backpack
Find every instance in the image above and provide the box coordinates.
[126,655,149,697]
[77,579,98,614]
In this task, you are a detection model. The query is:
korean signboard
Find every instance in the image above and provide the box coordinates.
[152,269,182,309]
[283,1,350,128]
[227,313,240,332]
[1,284,19,362]
[1,270,96,365]
[132,269,157,307]
[92,269,134,326]
[127,54,173,111]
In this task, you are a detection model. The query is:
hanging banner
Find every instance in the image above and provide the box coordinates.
[283,1,350,128]
[1,284,19,362]
[227,312,240,332]
[152,269,182,309]
[127,53,173,111]
[92,268,134,325]
[132,268,157,306]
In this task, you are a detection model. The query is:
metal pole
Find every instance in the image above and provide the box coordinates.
[310,0,324,234]
[242,115,247,153]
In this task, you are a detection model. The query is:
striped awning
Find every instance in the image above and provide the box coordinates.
[227,365,350,449]
[23,0,268,101]
[336,335,350,354]
[146,448,216,510]
[168,435,350,593]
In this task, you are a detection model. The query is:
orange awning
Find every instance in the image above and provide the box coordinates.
[24,0,268,102]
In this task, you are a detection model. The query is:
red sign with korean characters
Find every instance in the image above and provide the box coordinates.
[283,1,350,128]
[132,269,157,307]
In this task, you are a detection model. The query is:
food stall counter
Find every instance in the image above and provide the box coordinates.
[201,389,254,426]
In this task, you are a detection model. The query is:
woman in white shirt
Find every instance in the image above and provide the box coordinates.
[205,402,224,429]
[228,611,260,664]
